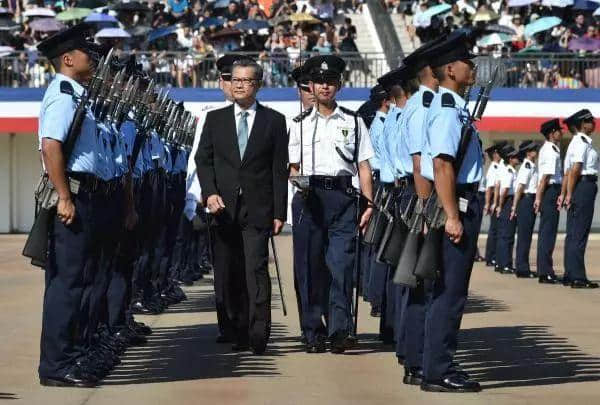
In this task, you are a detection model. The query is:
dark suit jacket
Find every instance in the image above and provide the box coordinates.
[195,102,289,228]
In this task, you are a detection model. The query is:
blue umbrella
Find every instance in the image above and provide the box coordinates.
[214,0,237,9]
[573,0,599,10]
[196,16,226,28]
[234,19,270,31]
[524,16,562,37]
[148,25,178,42]
[421,4,451,20]
[85,12,118,23]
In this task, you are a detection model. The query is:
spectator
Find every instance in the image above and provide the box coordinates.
[570,14,587,38]
[223,1,242,22]
[338,17,357,52]
[312,34,332,54]
[316,0,334,22]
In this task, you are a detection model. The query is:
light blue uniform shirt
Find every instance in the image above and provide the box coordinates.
[172,147,188,174]
[397,85,435,175]
[150,131,166,169]
[96,122,117,181]
[121,120,145,178]
[111,123,128,177]
[421,86,483,184]
[379,106,403,183]
[368,110,387,171]
[38,73,100,176]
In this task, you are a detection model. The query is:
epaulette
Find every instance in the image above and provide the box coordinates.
[422,91,434,108]
[581,136,590,144]
[396,112,402,121]
[525,162,531,169]
[379,116,385,123]
[339,106,357,116]
[441,93,455,108]
[293,107,312,122]
[492,163,498,169]
[60,81,74,96]
[552,144,559,153]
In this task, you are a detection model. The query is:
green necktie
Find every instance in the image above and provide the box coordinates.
[237,111,249,158]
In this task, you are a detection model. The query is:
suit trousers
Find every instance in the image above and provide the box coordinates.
[536,184,560,277]
[213,195,272,347]
[496,197,517,270]
[564,179,597,282]
[515,194,536,275]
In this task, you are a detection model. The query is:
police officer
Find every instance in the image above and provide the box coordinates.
[535,118,564,284]
[36,23,107,387]
[563,109,599,288]
[482,142,506,267]
[419,33,482,392]
[495,145,520,274]
[511,140,539,278]
[289,55,374,353]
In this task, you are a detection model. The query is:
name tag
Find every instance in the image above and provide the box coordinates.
[458,197,468,213]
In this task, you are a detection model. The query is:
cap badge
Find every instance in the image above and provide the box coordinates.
[321,62,328,70]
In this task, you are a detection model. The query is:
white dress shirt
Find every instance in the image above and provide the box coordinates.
[288,104,374,177]
[485,160,501,189]
[538,141,563,185]
[564,132,598,175]
[500,164,518,196]
[516,158,538,194]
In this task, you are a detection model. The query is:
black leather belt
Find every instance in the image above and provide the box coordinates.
[581,175,598,183]
[310,175,353,191]
[397,176,414,186]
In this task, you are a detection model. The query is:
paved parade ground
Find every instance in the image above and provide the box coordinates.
[0,233,599,405]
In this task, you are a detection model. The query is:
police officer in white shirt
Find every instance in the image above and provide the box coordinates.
[495,145,520,274]
[483,142,507,266]
[289,55,374,354]
[563,109,599,288]
[535,119,564,284]
[511,140,539,278]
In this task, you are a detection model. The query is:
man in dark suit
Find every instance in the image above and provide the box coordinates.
[196,58,289,354]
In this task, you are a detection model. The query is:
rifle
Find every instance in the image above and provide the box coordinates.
[376,191,416,267]
[392,197,425,288]
[23,50,113,267]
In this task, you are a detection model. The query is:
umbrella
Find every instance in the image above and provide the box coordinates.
[507,0,537,6]
[485,24,517,35]
[568,37,600,51]
[128,25,152,37]
[56,8,92,21]
[472,9,500,22]
[517,44,543,53]
[525,16,562,37]
[234,19,270,31]
[477,32,513,47]
[0,7,14,16]
[0,45,14,57]
[0,19,20,31]
[196,16,226,28]
[148,25,178,42]
[214,0,236,8]
[111,2,151,12]
[29,18,65,32]
[210,28,242,39]
[595,6,600,14]
[541,0,574,6]
[573,0,600,10]
[421,4,451,20]
[95,27,131,38]
[23,8,56,18]
[84,12,117,23]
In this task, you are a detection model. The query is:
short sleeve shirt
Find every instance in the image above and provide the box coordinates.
[537,141,562,184]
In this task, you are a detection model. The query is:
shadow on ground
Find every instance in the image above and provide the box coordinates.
[0,393,18,400]
[458,325,600,389]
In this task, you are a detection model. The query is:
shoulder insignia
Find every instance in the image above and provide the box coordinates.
[581,136,590,144]
[59,81,74,96]
[379,116,385,123]
[339,106,357,116]
[552,144,559,153]
[441,93,455,108]
[422,91,434,108]
[293,107,312,122]
[396,112,402,121]
[525,162,531,169]
[492,163,498,169]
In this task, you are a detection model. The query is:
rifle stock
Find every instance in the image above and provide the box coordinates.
[22,206,54,267]
[392,199,424,288]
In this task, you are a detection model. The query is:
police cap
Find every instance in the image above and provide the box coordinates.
[291,64,311,91]
[377,64,412,91]
[484,140,507,158]
[518,140,539,154]
[216,54,249,77]
[37,23,99,60]
[503,145,520,160]
[540,118,562,137]
[304,55,346,81]
[369,84,388,102]
[402,36,446,72]
[426,32,476,68]
[563,109,594,127]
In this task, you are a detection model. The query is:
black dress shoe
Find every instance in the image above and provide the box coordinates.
[475,255,485,262]
[305,337,327,353]
[330,334,348,354]
[500,267,515,274]
[231,342,250,351]
[403,367,424,385]
[515,272,536,278]
[539,275,558,284]
[571,279,599,289]
[131,300,151,314]
[40,367,98,388]
[300,332,307,344]
[494,265,502,273]
[370,305,381,317]
[421,375,481,393]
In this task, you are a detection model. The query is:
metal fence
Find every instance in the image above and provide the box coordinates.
[1,51,599,89]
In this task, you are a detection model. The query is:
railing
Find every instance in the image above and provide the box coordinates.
[1,51,599,89]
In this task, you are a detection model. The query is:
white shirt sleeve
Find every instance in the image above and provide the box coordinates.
[500,167,512,189]
[485,166,496,189]
[570,137,588,164]
[288,119,301,165]
[516,165,531,186]
[539,148,558,176]
[357,116,375,163]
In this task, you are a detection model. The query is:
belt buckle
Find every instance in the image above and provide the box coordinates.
[324,178,334,190]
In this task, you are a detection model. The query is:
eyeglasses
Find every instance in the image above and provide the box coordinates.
[231,77,257,86]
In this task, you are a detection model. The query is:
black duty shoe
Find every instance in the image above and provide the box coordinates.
[403,367,424,385]
[515,272,536,278]
[344,334,358,349]
[494,265,502,273]
[370,305,381,317]
[300,332,307,344]
[330,334,348,354]
[132,321,153,336]
[40,367,98,388]
[475,255,485,262]
[539,275,558,284]
[500,267,515,274]
[421,375,482,393]
[306,337,327,353]
[571,279,600,289]
[131,300,151,314]
[231,342,250,352]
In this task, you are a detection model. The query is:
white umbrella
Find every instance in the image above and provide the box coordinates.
[541,0,574,7]
[95,27,131,38]
[477,33,513,47]
[595,6,600,14]
[23,8,56,17]
[0,45,15,57]
[507,0,537,6]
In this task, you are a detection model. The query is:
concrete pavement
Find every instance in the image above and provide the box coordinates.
[0,234,599,404]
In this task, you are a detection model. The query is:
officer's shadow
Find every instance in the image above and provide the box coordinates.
[456,325,600,389]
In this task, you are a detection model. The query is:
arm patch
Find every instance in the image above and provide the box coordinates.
[441,93,455,108]
[525,162,531,169]
[422,91,434,107]
[379,116,385,123]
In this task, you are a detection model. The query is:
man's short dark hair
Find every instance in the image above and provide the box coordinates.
[232,58,264,81]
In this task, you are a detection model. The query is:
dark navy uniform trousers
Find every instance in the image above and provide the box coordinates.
[564,177,597,282]
[484,204,498,264]
[536,184,561,277]
[292,188,356,344]
[496,196,517,270]
[515,194,536,275]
